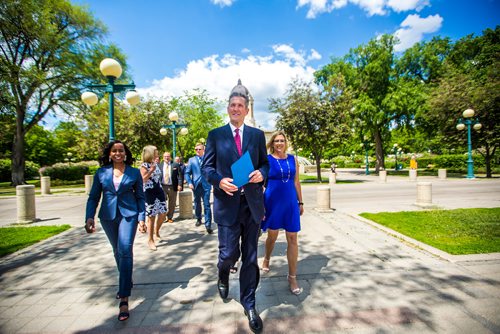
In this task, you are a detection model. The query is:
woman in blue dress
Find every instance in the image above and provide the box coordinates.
[140,145,168,251]
[261,131,304,294]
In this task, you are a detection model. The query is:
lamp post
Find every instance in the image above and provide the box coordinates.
[360,139,372,175]
[393,144,399,171]
[64,152,74,166]
[160,112,188,158]
[456,108,482,179]
[81,58,140,142]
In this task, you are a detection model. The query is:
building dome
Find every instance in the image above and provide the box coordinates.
[229,79,250,101]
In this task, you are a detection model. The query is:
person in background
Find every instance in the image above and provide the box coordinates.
[159,151,182,223]
[260,131,304,295]
[410,155,418,170]
[85,140,145,321]
[175,155,186,190]
[185,143,213,234]
[140,145,168,251]
[202,80,269,334]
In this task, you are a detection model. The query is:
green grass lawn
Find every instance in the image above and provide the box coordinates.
[360,208,500,255]
[0,225,72,257]
[299,175,362,184]
[0,182,85,196]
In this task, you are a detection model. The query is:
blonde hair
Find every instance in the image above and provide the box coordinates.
[142,145,157,163]
[267,131,288,154]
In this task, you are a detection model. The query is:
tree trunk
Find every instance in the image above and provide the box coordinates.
[484,145,492,178]
[374,130,385,172]
[315,155,322,182]
[11,114,26,186]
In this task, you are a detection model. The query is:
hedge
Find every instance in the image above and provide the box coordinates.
[328,153,492,172]
[39,161,99,181]
[0,159,40,182]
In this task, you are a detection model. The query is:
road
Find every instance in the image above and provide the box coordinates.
[0,170,499,226]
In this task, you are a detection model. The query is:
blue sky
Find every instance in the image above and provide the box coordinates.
[73,0,498,129]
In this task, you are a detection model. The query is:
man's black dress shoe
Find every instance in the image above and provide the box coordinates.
[244,308,263,333]
[195,219,202,226]
[206,227,213,234]
[217,279,228,299]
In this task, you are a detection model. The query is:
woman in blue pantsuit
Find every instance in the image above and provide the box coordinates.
[85,140,146,321]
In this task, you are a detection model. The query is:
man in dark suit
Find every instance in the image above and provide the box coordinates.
[159,151,182,223]
[202,80,269,333]
[185,143,213,234]
[175,156,185,191]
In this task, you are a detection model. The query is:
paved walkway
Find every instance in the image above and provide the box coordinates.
[0,171,499,333]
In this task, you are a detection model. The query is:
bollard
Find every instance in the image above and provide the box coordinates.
[84,175,94,195]
[409,169,417,182]
[329,172,336,185]
[415,182,433,207]
[178,190,193,219]
[438,169,447,180]
[16,185,36,224]
[316,185,332,211]
[41,176,51,195]
[379,170,387,183]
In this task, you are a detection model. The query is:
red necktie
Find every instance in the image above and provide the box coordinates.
[234,128,242,156]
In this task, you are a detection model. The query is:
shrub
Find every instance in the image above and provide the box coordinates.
[39,161,98,181]
[0,159,40,182]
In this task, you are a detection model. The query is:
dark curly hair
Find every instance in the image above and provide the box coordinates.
[98,140,135,166]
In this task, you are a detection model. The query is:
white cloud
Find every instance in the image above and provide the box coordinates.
[297,0,348,19]
[138,46,319,129]
[210,0,235,7]
[387,0,429,12]
[297,0,430,18]
[394,14,443,52]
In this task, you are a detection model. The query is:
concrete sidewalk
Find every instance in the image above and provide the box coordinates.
[0,174,499,333]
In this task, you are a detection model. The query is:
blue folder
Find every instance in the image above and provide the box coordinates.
[231,151,255,187]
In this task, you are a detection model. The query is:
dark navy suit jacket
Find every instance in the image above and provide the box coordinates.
[85,164,146,222]
[202,124,269,226]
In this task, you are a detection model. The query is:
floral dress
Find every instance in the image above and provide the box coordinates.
[141,162,167,216]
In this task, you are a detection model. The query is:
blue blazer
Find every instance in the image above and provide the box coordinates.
[185,155,211,191]
[202,124,269,226]
[86,165,146,222]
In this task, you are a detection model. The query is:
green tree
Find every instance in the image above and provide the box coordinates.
[176,89,224,160]
[0,0,125,185]
[24,125,61,166]
[77,90,224,161]
[426,27,500,177]
[54,121,84,160]
[316,35,443,171]
[270,78,351,181]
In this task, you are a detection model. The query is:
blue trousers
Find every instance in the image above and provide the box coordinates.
[100,213,138,298]
[217,197,260,310]
[193,184,212,228]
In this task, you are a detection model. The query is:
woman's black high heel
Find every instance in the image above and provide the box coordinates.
[118,301,129,321]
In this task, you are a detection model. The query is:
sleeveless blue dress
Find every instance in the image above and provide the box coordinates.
[261,154,300,232]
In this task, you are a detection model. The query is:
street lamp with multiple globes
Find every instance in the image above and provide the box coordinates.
[81,58,140,142]
[456,108,482,179]
[160,111,188,158]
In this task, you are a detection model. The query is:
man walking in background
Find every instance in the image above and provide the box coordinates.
[159,151,182,223]
[185,143,213,234]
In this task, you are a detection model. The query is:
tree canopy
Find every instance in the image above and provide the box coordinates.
[0,0,125,184]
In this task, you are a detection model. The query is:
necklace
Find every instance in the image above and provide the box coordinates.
[275,155,290,183]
